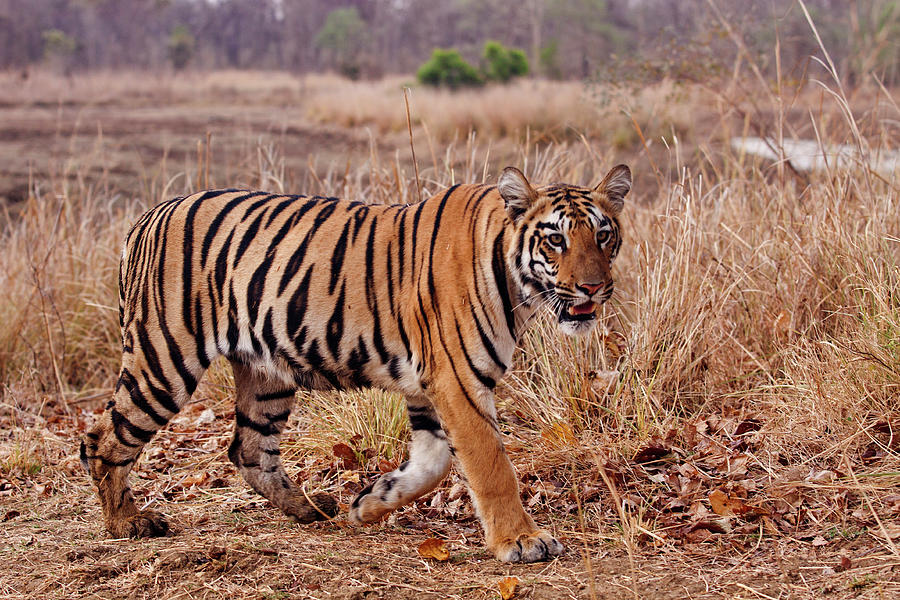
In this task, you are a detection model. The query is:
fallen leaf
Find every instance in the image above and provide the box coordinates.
[2,510,19,521]
[541,422,576,448]
[340,471,360,484]
[417,537,449,561]
[734,418,762,436]
[498,576,519,599]
[332,443,357,462]
[195,408,216,425]
[633,443,670,464]
[708,489,759,517]
[812,535,828,547]
[180,471,209,488]
[875,522,900,541]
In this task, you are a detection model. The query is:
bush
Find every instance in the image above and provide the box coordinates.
[482,41,529,82]
[167,25,194,71]
[416,49,483,89]
[315,7,367,79]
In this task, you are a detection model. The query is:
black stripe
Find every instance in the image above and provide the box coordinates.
[200,191,267,269]
[287,266,314,339]
[326,282,346,360]
[455,322,496,389]
[397,208,408,285]
[246,258,267,327]
[434,328,498,431]
[305,339,341,388]
[257,389,296,402]
[427,186,459,300]
[208,275,222,352]
[226,281,239,352]
[154,206,199,395]
[277,201,338,297]
[194,294,210,368]
[409,414,442,431]
[469,303,507,372]
[363,215,379,313]
[261,308,278,354]
[386,240,396,316]
[135,321,172,394]
[233,206,268,268]
[111,408,154,445]
[117,369,168,426]
[144,370,180,414]
[235,409,286,437]
[346,336,372,387]
[491,231,517,340]
[214,228,235,305]
[265,196,300,228]
[329,219,352,295]
[351,204,369,243]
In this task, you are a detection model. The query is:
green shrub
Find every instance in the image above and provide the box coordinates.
[482,40,529,82]
[416,49,483,89]
[315,7,367,79]
[42,29,77,61]
[167,25,194,71]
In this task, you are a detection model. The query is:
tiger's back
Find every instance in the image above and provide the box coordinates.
[83,164,631,563]
[118,186,515,394]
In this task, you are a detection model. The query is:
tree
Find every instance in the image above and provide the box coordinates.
[41,28,77,72]
[167,25,194,70]
[315,7,367,78]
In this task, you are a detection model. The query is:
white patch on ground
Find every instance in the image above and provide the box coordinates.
[731,137,899,175]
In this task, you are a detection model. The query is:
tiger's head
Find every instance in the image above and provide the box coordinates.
[499,164,631,336]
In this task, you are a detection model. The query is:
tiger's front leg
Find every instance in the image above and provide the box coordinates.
[349,400,451,523]
[433,381,564,563]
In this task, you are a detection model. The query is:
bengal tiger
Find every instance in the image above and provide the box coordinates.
[81,163,631,563]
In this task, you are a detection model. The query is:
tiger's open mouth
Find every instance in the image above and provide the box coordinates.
[558,300,597,323]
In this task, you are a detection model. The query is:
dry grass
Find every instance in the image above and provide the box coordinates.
[1,50,899,599]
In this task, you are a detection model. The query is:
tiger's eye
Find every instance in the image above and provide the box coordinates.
[547,233,565,247]
[596,231,610,246]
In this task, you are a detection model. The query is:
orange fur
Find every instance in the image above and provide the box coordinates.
[82,164,631,562]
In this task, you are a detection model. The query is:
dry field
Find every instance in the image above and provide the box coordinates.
[0,63,899,600]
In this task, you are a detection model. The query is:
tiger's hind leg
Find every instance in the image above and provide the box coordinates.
[228,361,338,523]
[349,400,451,523]
[81,356,199,538]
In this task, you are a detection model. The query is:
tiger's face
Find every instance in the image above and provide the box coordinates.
[499,164,631,336]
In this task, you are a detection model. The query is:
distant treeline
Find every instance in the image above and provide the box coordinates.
[1,0,897,84]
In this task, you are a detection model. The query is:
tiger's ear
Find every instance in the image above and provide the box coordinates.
[594,164,631,215]
[498,166,537,221]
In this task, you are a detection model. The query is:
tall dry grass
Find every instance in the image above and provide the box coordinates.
[0,59,897,483]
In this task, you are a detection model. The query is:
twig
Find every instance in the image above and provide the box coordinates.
[204,131,211,190]
[404,87,422,204]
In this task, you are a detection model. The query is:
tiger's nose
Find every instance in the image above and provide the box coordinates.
[577,282,604,296]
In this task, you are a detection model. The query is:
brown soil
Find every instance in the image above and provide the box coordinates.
[1,398,897,600]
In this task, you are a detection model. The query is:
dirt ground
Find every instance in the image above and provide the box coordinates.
[2,396,898,600]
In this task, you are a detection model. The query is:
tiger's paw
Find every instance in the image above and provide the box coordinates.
[347,481,393,524]
[108,509,170,539]
[285,491,339,523]
[493,530,564,563]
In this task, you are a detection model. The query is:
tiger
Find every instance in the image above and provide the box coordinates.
[80,163,631,563]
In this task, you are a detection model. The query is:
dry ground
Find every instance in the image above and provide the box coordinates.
[1,70,899,599]
[2,397,898,600]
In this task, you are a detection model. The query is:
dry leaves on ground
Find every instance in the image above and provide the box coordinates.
[417,537,449,561]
